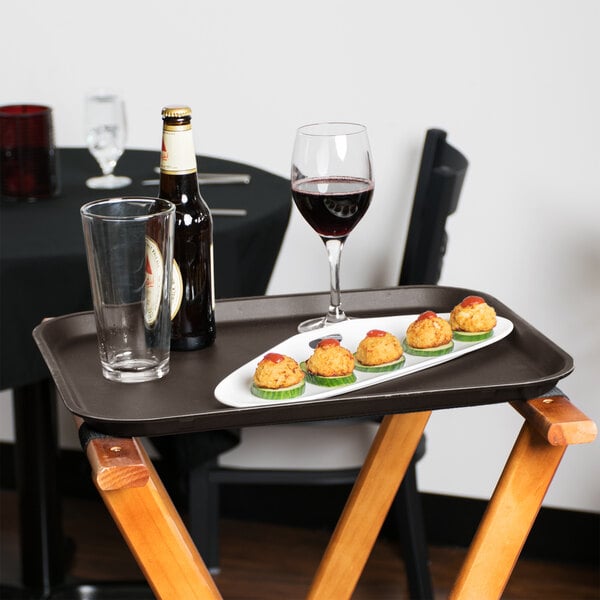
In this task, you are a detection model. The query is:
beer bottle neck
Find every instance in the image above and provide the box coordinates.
[160,120,197,175]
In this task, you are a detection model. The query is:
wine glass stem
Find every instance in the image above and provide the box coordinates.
[100,159,116,176]
[323,237,347,323]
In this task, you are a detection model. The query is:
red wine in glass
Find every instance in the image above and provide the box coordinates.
[291,176,373,239]
[291,122,374,333]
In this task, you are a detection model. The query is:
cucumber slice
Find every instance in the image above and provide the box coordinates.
[250,380,306,400]
[452,330,493,342]
[300,362,357,387]
[353,354,406,373]
[402,339,454,357]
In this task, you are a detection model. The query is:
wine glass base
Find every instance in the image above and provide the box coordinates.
[297,315,350,333]
[86,175,132,190]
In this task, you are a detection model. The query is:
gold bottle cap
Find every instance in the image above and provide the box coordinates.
[162,105,192,118]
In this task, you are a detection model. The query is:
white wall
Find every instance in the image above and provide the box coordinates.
[2,0,598,513]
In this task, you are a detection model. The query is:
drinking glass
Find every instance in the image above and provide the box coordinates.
[291,122,374,332]
[84,90,132,189]
[80,197,175,382]
[0,104,60,200]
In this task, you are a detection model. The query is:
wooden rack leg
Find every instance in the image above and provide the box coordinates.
[77,419,222,600]
[307,411,431,600]
[450,393,597,600]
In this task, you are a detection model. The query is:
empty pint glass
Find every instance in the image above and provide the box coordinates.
[81,197,175,383]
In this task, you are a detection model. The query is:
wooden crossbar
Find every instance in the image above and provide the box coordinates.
[510,393,597,446]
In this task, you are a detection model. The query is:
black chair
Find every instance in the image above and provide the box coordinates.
[187,128,468,599]
[400,128,467,286]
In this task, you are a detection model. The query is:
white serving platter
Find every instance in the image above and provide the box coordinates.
[214,313,513,408]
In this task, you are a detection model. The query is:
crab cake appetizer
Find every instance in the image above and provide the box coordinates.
[301,338,356,387]
[403,311,454,356]
[450,295,497,341]
[354,329,405,372]
[251,353,305,400]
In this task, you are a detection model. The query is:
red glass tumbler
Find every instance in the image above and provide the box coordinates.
[0,104,59,200]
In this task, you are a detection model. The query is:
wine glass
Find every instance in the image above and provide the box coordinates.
[84,90,132,189]
[291,122,374,332]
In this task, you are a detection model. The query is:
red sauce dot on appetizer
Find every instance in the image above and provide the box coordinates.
[317,338,341,349]
[263,352,285,363]
[417,310,437,321]
[366,329,387,337]
[461,295,485,308]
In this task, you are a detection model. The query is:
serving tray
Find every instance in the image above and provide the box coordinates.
[215,313,513,408]
[33,286,573,437]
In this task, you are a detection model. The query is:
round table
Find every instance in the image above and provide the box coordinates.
[0,147,290,594]
[1,147,291,390]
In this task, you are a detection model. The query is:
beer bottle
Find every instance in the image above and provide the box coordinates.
[159,105,216,351]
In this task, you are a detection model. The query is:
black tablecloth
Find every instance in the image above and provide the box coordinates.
[0,148,291,390]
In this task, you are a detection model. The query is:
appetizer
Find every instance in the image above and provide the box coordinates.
[354,329,405,372]
[301,338,356,387]
[450,295,497,341]
[403,310,454,356]
[251,352,305,400]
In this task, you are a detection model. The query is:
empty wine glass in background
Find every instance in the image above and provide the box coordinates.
[84,90,132,189]
[291,122,374,332]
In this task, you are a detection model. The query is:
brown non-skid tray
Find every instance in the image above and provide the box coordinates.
[33,286,573,437]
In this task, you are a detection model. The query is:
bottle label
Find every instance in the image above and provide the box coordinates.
[161,125,197,174]
[144,236,164,326]
[170,259,183,319]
